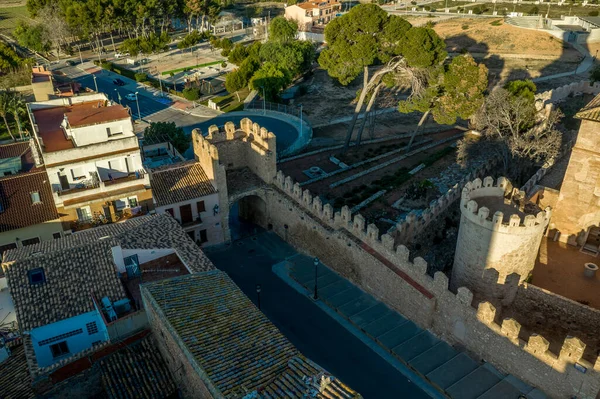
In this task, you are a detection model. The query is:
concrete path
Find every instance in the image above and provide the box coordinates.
[284,252,549,399]
[533,42,594,83]
[204,232,432,399]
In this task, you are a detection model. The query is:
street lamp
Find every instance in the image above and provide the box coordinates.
[313,257,319,300]
[298,103,303,137]
[256,284,262,310]
[78,45,83,65]
[261,86,266,115]
[134,92,141,121]
[92,74,98,92]
[114,89,122,105]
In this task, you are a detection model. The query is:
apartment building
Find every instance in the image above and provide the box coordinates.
[285,0,341,31]
[27,94,153,231]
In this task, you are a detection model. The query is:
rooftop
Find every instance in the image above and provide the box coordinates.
[142,271,360,398]
[31,65,51,84]
[99,334,177,399]
[297,0,340,9]
[0,168,60,234]
[0,343,35,399]
[3,214,214,331]
[150,161,217,207]
[33,100,130,152]
[575,92,600,122]
[0,141,30,159]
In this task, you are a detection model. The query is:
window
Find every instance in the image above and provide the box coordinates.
[128,196,138,208]
[28,268,45,285]
[22,237,40,247]
[50,341,69,358]
[77,206,92,222]
[165,208,174,217]
[199,229,208,243]
[197,201,206,213]
[115,199,127,211]
[106,127,111,137]
[39,329,83,346]
[30,191,41,204]
[52,232,62,239]
[86,321,98,335]
[0,243,16,253]
[71,167,85,180]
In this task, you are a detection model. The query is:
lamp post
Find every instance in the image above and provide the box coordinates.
[313,257,319,300]
[78,45,83,65]
[92,74,98,92]
[298,103,303,137]
[262,86,266,115]
[134,92,141,121]
[256,284,262,310]
[114,89,121,105]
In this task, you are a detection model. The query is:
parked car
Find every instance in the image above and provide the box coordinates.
[125,93,137,101]
[113,78,125,86]
[65,60,76,66]
[115,52,130,58]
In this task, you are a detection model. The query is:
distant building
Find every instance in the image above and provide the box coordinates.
[0,141,64,254]
[1,214,212,377]
[26,94,153,232]
[285,0,341,32]
[141,270,361,398]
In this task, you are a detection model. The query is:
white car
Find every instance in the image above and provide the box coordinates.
[125,93,136,101]
[115,52,130,58]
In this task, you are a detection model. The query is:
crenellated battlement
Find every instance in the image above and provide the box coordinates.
[459,176,551,234]
[203,118,276,153]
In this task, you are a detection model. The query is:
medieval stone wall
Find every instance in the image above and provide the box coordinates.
[196,118,600,399]
[551,119,600,245]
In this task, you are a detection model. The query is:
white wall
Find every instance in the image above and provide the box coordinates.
[69,118,134,147]
[156,193,224,246]
[120,248,176,270]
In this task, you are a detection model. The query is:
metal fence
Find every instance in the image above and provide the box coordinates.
[245,98,304,120]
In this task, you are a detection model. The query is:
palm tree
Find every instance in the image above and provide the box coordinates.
[0,92,15,141]
[8,94,26,140]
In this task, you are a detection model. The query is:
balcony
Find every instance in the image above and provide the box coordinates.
[103,170,146,187]
[56,180,100,196]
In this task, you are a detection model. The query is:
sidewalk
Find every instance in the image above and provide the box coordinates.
[275,254,548,399]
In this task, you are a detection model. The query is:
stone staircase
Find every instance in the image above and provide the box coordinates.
[505,16,542,29]
[288,254,548,399]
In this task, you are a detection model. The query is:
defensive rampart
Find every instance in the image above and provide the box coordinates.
[194,119,600,398]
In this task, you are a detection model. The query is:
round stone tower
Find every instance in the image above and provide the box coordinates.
[451,176,551,300]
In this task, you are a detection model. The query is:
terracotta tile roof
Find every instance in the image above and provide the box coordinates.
[150,161,216,207]
[142,271,360,399]
[5,214,214,274]
[0,141,29,159]
[66,102,130,128]
[575,93,600,122]
[2,238,127,331]
[33,101,130,152]
[0,169,60,233]
[99,334,177,399]
[0,343,35,399]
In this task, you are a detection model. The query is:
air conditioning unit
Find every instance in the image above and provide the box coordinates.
[113,298,132,316]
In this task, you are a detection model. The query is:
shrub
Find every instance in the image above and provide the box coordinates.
[461,24,469,30]
[101,61,112,70]
[134,72,147,82]
[528,6,539,14]
[490,19,503,26]
[221,61,227,68]
[589,10,599,16]
[182,87,201,101]
[424,5,431,10]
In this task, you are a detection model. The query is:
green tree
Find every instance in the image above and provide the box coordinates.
[591,64,600,84]
[269,16,298,43]
[504,79,537,103]
[399,55,488,149]
[225,69,247,93]
[0,92,15,141]
[250,62,291,101]
[144,122,189,154]
[13,22,51,53]
[8,94,27,139]
[228,43,249,65]
[318,4,412,150]
[183,87,201,100]
[0,43,26,73]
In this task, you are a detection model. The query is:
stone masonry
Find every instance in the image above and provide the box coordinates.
[191,118,600,399]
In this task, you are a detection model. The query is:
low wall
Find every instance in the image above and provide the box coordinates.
[262,170,600,398]
[106,310,148,341]
[507,283,600,361]
[535,81,600,107]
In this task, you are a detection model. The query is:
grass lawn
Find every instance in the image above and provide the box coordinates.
[0,5,31,36]
[211,87,250,112]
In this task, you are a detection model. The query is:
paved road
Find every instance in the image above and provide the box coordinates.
[204,231,431,399]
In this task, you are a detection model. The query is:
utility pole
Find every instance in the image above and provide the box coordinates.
[78,45,83,65]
